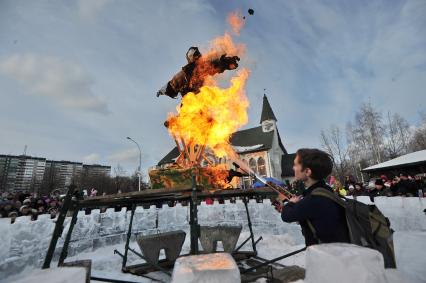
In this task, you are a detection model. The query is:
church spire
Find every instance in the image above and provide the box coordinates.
[260,92,277,124]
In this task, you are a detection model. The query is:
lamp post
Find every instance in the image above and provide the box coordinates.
[126,137,142,192]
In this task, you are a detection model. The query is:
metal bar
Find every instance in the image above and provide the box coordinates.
[114,249,124,259]
[233,236,251,253]
[91,275,162,283]
[189,174,199,255]
[58,207,79,265]
[241,247,307,274]
[243,197,257,254]
[254,236,263,247]
[122,204,136,269]
[43,184,76,269]
[127,247,171,276]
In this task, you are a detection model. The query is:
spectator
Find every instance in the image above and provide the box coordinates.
[398,173,416,196]
[9,211,18,224]
[354,183,366,197]
[368,179,389,202]
[414,175,425,197]
[48,207,58,219]
[390,177,400,196]
[279,148,350,246]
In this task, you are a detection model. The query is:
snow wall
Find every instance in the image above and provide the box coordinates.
[0,196,425,278]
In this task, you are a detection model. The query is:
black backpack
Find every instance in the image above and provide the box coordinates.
[307,188,396,268]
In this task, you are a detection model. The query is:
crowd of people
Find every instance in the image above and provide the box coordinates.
[329,173,426,201]
[0,188,102,223]
[0,190,64,223]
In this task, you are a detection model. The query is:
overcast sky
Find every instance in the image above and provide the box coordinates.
[1,0,425,176]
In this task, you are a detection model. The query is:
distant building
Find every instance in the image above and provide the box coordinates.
[0,155,46,193]
[83,164,111,178]
[0,154,111,194]
[44,160,83,192]
[157,94,296,187]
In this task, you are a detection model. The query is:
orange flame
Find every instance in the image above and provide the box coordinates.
[227,11,245,36]
[203,33,245,62]
[166,11,250,189]
[167,68,250,158]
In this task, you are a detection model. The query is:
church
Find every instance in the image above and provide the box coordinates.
[157,94,295,187]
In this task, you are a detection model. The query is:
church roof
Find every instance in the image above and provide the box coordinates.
[230,126,274,152]
[158,126,276,166]
[260,94,277,123]
[158,94,287,166]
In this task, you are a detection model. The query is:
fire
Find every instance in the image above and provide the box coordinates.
[203,32,245,62]
[227,11,245,36]
[167,68,250,158]
[164,11,251,188]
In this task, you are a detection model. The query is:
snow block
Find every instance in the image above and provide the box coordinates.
[304,243,387,283]
[10,266,86,283]
[171,253,240,283]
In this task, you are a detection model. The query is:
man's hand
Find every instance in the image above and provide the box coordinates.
[277,193,288,202]
[289,195,302,203]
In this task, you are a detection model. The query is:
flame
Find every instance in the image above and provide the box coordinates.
[227,11,245,36]
[165,11,251,188]
[167,68,249,158]
[203,33,246,61]
[200,164,231,189]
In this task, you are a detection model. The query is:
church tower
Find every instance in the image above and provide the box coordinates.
[260,94,277,132]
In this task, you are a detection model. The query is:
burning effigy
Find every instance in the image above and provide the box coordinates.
[150,12,252,190]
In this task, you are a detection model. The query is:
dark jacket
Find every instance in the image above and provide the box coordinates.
[368,187,389,202]
[281,180,350,246]
[397,179,415,196]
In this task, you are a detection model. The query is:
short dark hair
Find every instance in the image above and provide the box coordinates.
[296,148,333,180]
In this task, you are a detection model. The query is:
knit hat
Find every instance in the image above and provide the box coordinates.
[8,211,18,217]
[19,205,29,213]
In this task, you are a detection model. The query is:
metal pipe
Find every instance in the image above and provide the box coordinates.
[241,247,307,274]
[122,204,136,269]
[43,184,76,269]
[127,247,171,276]
[126,137,142,192]
[243,198,257,254]
[58,207,79,265]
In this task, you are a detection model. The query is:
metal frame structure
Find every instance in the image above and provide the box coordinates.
[42,180,305,282]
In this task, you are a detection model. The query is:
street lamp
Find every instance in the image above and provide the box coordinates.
[126,136,142,192]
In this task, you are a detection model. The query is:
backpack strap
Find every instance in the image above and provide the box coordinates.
[306,219,322,244]
[310,188,346,207]
[306,188,347,244]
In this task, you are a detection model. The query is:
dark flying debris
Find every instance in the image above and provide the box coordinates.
[248,8,254,15]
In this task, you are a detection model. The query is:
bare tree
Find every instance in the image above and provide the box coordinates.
[409,112,426,151]
[384,112,411,159]
[351,103,385,164]
[114,163,127,193]
[320,125,349,182]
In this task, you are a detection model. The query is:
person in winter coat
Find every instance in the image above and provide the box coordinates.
[278,148,350,246]
[368,179,391,201]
